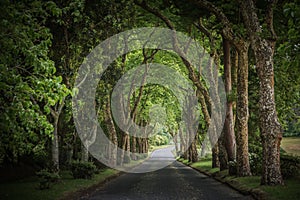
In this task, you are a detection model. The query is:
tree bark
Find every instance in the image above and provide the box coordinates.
[81,143,89,162]
[52,116,60,171]
[223,38,236,162]
[212,143,220,168]
[240,0,283,185]
[173,131,179,156]
[50,99,65,171]
[218,132,228,170]
[188,138,198,163]
[236,43,252,176]
[131,136,137,160]
[105,97,118,167]
[179,127,186,157]
[120,132,129,166]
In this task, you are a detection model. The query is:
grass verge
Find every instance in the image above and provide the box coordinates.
[0,168,120,200]
[178,158,300,200]
[281,137,300,156]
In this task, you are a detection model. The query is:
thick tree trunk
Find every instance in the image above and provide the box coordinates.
[212,144,220,168]
[223,38,236,162]
[188,127,198,163]
[240,0,283,185]
[255,43,283,185]
[236,44,252,176]
[218,132,228,170]
[188,139,198,163]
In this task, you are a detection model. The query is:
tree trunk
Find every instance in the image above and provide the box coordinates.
[187,124,198,163]
[254,38,283,185]
[173,131,179,156]
[125,134,131,163]
[232,49,238,132]
[236,44,252,176]
[81,143,89,162]
[120,132,129,166]
[137,137,142,153]
[218,132,228,170]
[105,98,118,167]
[223,38,236,162]
[188,141,198,163]
[131,136,137,160]
[240,0,283,185]
[50,99,65,171]
[179,127,186,157]
[186,127,190,161]
[52,116,59,171]
[212,143,220,168]
[142,138,148,153]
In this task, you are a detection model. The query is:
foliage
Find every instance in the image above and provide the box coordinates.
[0,0,69,165]
[149,131,171,146]
[0,169,118,200]
[248,143,263,175]
[228,161,237,176]
[36,169,60,190]
[274,0,300,136]
[70,160,96,179]
[280,154,300,179]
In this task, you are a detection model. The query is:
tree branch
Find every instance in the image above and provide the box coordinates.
[135,0,212,111]
[265,0,277,41]
[188,0,235,42]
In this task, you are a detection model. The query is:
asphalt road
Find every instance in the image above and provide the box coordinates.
[85,146,253,200]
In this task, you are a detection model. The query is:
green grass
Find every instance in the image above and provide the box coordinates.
[281,137,300,156]
[179,158,300,200]
[0,168,119,200]
[190,159,219,173]
[234,176,261,188]
[233,176,300,200]
[261,178,300,200]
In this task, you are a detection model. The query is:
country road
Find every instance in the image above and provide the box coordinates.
[85,146,253,200]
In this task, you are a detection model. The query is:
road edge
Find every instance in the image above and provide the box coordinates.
[58,170,124,200]
[177,159,268,200]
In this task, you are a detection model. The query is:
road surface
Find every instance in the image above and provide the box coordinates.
[85,146,253,200]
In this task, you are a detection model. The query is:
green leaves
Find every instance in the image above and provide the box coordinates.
[274,0,300,136]
[0,0,70,164]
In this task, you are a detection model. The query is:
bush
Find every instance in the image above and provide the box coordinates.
[249,152,262,175]
[70,160,96,179]
[36,169,60,190]
[248,143,263,175]
[124,154,131,164]
[136,153,148,160]
[280,154,300,179]
[228,160,237,176]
